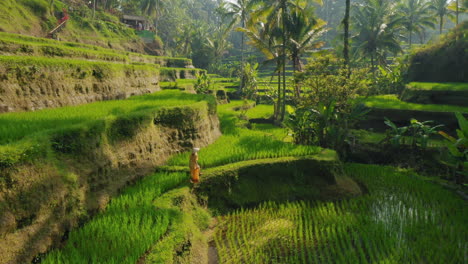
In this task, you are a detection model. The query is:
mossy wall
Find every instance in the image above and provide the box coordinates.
[0,57,160,112]
[407,22,468,82]
[0,103,221,264]
[195,155,361,214]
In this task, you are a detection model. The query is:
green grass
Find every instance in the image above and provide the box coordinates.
[0,55,158,73]
[43,171,188,264]
[0,91,209,145]
[407,82,468,91]
[361,94,468,113]
[214,163,467,263]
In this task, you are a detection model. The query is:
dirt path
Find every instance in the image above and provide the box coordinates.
[204,218,219,264]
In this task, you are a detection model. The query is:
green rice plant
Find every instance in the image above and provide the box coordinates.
[42,171,187,264]
[213,164,467,263]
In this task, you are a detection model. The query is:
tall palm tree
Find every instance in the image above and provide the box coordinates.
[432,0,453,34]
[285,7,326,97]
[141,0,168,32]
[223,0,257,65]
[397,0,435,47]
[253,0,322,120]
[238,22,283,120]
[353,0,403,70]
[222,0,257,92]
[448,0,468,25]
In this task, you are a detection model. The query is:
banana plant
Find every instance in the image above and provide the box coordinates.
[439,112,468,184]
[383,117,408,147]
[409,119,444,149]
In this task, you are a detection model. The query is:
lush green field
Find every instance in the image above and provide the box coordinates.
[0,91,210,145]
[214,163,467,263]
[407,82,468,91]
[361,95,468,113]
[43,171,187,264]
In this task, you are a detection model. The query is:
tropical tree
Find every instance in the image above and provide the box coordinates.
[206,26,233,65]
[432,0,453,34]
[448,0,468,25]
[140,0,167,30]
[251,0,322,120]
[285,6,326,97]
[238,22,284,121]
[353,0,403,70]
[397,0,435,46]
[222,0,257,67]
[286,6,326,73]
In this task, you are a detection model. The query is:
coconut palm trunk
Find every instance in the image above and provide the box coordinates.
[344,0,350,67]
[280,0,287,121]
[439,15,443,34]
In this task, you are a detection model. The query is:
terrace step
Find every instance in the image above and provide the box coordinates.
[401,82,468,107]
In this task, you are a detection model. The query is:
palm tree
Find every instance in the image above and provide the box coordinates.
[222,0,258,92]
[432,0,453,34]
[206,26,233,65]
[448,0,468,25]
[397,0,435,47]
[285,7,326,97]
[222,0,257,65]
[141,0,168,31]
[238,22,283,121]
[353,0,403,70]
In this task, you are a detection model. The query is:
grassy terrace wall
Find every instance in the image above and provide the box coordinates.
[0,56,161,112]
[0,91,221,264]
[194,153,362,214]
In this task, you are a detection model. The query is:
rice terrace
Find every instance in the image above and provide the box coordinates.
[0,0,467,263]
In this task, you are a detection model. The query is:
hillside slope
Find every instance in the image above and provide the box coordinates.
[0,0,144,52]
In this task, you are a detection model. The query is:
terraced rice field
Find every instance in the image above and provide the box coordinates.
[214,164,467,264]
[0,90,211,144]
[43,171,187,264]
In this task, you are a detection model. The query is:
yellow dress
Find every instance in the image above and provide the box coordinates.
[189,153,200,183]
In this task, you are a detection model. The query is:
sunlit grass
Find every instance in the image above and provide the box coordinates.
[407,82,468,91]
[361,94,468,113]
[245,104,274,119]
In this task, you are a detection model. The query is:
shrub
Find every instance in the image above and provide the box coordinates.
[194,72,213,94]
[288,55,370,155]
